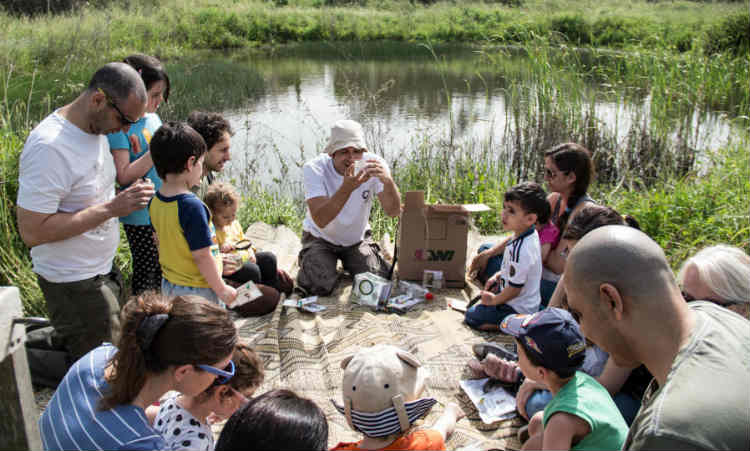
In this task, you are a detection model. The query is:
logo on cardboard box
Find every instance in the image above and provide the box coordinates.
[414,249,455,261]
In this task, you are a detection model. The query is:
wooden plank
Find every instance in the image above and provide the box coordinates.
[0,287,26,361]
[0,287,42,451]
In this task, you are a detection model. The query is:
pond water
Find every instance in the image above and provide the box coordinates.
[167,43,732,194]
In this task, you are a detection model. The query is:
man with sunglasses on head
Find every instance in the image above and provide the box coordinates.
[17,62,155,366]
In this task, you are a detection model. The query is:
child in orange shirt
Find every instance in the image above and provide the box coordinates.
[331,345,464,451]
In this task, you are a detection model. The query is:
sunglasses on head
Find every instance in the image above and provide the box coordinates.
[97,88,138,126]
[197,360,235,385]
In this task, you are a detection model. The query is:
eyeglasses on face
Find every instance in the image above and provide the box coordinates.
[196,360,235,385]
[97,88,138,126]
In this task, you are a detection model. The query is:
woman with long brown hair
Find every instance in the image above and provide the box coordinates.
[470,143,596,306]
[39,294,237,450]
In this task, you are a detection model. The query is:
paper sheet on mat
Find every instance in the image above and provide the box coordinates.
[459,378,517,424]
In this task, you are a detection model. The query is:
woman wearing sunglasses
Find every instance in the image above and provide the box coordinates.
[677,244,750,319]
[39,293,237,451]
[149,342,265,451]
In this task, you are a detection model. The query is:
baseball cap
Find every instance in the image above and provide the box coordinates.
[324,119,367,155]
[500,308,586,373]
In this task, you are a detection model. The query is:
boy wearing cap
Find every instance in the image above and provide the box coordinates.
[331,344,463,451]
[298,119,401,296]
[501,308,628,451]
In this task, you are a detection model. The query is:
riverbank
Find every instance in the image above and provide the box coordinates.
[1,0,748,316]
[3,126,747,316]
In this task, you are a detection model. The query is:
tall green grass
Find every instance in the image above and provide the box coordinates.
[0,0,746,77]
[1,1,748,314]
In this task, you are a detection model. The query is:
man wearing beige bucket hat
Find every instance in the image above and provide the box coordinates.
[298,119,402,295]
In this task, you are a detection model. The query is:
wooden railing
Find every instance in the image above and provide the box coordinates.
[0,287,42,451]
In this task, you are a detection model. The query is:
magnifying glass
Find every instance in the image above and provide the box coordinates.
[234,239,253,250]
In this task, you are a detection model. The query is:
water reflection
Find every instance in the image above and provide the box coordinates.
[161,43,732,193]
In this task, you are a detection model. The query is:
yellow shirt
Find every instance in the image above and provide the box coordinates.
[149,192,222,288]
[215,220,253,262]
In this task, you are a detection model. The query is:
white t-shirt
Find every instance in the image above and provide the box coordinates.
[17,111,119,283]
[499,227,542,314]
[302,152,386,246]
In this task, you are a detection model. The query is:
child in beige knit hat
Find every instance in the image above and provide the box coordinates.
[331,344,464,451]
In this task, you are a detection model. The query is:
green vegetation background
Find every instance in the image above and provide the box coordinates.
[1,0,748,315]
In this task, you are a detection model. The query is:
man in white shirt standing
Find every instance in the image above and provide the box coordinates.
[298,119,401,295]
[16,62,154,362]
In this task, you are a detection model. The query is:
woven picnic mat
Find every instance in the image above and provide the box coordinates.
[226,223,524,450]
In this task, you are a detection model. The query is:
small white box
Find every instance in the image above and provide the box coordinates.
[422,270,444,290]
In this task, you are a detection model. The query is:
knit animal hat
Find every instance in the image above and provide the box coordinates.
[331,345,437,437]
[324,119,367,155]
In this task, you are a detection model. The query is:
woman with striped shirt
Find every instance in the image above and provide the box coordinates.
[39,293,237,450]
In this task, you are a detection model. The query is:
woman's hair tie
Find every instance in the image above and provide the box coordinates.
[136,313,169,353]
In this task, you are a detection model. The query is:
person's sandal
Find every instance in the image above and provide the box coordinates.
[472,342,518,362]
[276,269,294,296]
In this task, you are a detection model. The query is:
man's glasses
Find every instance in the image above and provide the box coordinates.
[98,88,138,126]
[197,360,235,385]
[681,289,742,309]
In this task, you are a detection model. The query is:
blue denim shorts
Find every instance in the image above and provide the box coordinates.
[464,303,517,330]
[161,278,224,308]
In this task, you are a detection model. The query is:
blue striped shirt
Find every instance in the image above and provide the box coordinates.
[39,344,166,450]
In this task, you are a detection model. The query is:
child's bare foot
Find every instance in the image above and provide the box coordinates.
[433,402,465,441]
[445,402,466,422]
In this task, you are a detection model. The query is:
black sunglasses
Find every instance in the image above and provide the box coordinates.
[98,88,138,126]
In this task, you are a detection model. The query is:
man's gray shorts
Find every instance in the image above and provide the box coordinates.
[297,231,390,296]
[36,266,126,361]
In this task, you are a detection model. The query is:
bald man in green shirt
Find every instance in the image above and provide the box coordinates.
[564,226,749,450]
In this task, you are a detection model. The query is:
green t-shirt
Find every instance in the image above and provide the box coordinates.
[623,302,750,450]
[543,371,628,451]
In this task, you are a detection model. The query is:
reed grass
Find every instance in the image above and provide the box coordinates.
[1,1,748,314]
[0,1,746,77]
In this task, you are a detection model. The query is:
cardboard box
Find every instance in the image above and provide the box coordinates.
[397,191,490,288]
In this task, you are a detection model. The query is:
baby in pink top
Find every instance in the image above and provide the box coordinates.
[537,220,560,264]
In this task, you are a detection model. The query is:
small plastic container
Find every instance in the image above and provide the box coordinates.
[351,272,392,310]
[396,280,430,300]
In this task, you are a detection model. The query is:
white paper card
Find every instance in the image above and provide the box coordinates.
[448,298,468,312]
[282,296,318,308]
[301,303,327,313]
[233,281,263,307]
[459,378,517,424]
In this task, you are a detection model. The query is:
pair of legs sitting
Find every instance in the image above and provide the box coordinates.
[224,251,293,316]
[296,231,390,295]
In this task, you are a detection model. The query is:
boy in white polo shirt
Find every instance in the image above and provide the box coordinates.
[298,119,402,295]
[465,182,547,330]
